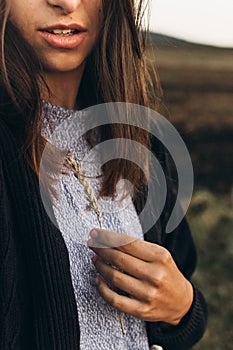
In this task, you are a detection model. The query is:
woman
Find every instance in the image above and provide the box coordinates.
[0,0,207,349]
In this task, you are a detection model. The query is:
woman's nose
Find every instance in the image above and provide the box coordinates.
[47,0,81,14]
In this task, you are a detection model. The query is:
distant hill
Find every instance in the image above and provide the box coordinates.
[146,32,233,194]
[149,32,233,51]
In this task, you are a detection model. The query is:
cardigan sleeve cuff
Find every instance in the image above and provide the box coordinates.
[146,284,208,350]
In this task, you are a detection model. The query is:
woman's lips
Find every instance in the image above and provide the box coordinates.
[38,30,87,49]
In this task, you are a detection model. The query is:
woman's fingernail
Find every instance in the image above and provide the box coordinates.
[95,276,100,285]
[90,229,98,238]
[87,238,94,247]
[92,255,98,263]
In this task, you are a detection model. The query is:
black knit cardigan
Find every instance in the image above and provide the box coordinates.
[0,119,208,350]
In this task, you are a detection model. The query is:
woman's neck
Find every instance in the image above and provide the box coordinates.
[41,62,86,110]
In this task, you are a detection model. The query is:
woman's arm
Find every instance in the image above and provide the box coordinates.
[144,137,208,349]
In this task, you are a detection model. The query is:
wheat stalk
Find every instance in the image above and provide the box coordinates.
[63,152,125,334]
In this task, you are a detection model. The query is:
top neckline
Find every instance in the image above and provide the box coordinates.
[42,100,85,118]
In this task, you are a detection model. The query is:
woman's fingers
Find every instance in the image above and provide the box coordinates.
[90,246,149,280]
[89,230,194,324]
[95,275,150,320]
[92,255,150,301]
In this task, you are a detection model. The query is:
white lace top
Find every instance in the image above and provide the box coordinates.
[41,101,150,350]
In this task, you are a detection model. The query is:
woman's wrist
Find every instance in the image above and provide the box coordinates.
[178,280,194,324]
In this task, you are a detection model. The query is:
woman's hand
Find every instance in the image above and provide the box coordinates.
[88,229,194,326]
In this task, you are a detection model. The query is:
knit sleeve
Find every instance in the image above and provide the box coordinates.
[0,120,35,349]
[0,152,21,348]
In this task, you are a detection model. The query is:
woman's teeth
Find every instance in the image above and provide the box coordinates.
[48,29,78,36]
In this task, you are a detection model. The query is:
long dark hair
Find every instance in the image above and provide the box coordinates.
[0,0,162,198]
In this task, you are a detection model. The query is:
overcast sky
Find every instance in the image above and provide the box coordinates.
[148,0,233,47]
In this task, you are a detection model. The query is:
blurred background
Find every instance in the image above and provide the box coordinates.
[147,0,233,348]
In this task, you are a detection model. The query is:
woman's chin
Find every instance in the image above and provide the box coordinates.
[40,55,86,74]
